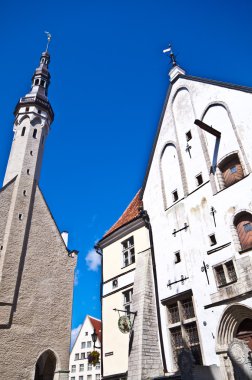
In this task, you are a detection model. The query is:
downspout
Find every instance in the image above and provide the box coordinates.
[95,244,103,378]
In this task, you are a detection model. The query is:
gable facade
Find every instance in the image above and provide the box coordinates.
[143,69,252,379]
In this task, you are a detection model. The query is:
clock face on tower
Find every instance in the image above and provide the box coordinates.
[118,316,131,334]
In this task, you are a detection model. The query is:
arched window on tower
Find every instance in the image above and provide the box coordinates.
[21,127,26,136]
[234,212,252,251]
[218,153,244,189]
[33,129,37,139]
[35,79,39,86]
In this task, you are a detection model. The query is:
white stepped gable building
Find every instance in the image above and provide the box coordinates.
[69,315,101,380]
[99,53,252,380]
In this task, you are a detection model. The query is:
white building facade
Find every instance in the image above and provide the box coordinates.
[69,315,101,380]
[98,191,163,380]
[142,60,252,379]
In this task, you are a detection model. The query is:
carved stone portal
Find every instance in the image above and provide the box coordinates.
[228,338,252,380]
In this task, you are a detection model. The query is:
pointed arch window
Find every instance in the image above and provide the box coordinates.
[234,212,252,251]
[218,153,244,188]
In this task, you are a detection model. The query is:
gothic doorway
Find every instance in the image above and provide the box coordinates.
[34,350,56,380]
[236,318,252,350]
[217,305,252,380]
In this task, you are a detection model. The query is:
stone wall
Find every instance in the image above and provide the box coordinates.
[0,185,76,379]
[128,249,163,380]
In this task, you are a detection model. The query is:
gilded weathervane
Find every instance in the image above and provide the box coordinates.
[44,31,52,52]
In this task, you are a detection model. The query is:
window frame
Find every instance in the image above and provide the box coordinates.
[122,236,135,268]
[165,294,202,370]
[213,259,237,287]
[123,288,133,315]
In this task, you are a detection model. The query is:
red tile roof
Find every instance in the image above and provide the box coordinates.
[89,316,102,343]
[104,189,142,237]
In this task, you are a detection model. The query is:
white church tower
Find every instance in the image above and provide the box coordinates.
[0,41,77,380]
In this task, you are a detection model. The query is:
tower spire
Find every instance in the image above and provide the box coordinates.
[4,43,54,186]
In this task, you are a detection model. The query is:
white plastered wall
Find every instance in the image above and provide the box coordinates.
[143,76,252,374]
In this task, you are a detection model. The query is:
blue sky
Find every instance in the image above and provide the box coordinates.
[1,0,252,345]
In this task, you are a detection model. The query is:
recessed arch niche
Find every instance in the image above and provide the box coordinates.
[160,142,184,209]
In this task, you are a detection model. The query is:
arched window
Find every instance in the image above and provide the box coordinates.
[218,153,244,189]
[21,127,26,136]
[234,212,252,251]
[33,129,37,138]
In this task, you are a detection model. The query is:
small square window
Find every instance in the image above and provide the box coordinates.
[230,166,237,174]
[186,130,192,141]
[87,341,91,348]
[96,362,101,370]
[244,223,252,232]
[85,332,88,336]
[71,365,76,373]
[79,363,84,372]
[79,376,83,380]
[112,278,118,288]
[81,342,86,349]
[87,363,92,371]
[174,251,181,264]
[25,107,29,112]
[81,352,85,359]
[196,173,203,186]
[172,190,178,202]
[214,260,237,287]
[75,353,79,360]
[209,234,217,246]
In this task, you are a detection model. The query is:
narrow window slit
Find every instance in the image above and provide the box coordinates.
[19,214,23,221]
[196,173,203,186]
[172,190,178,202]
[186,130,192,141]
[174,251,181,264]
[33,129,37,138]
[27,169,30,175]
[209,234,217,246]
[21,127,26,136]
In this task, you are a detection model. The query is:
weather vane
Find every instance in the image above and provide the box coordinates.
[44,31,52,52]
[163,44,177,66]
